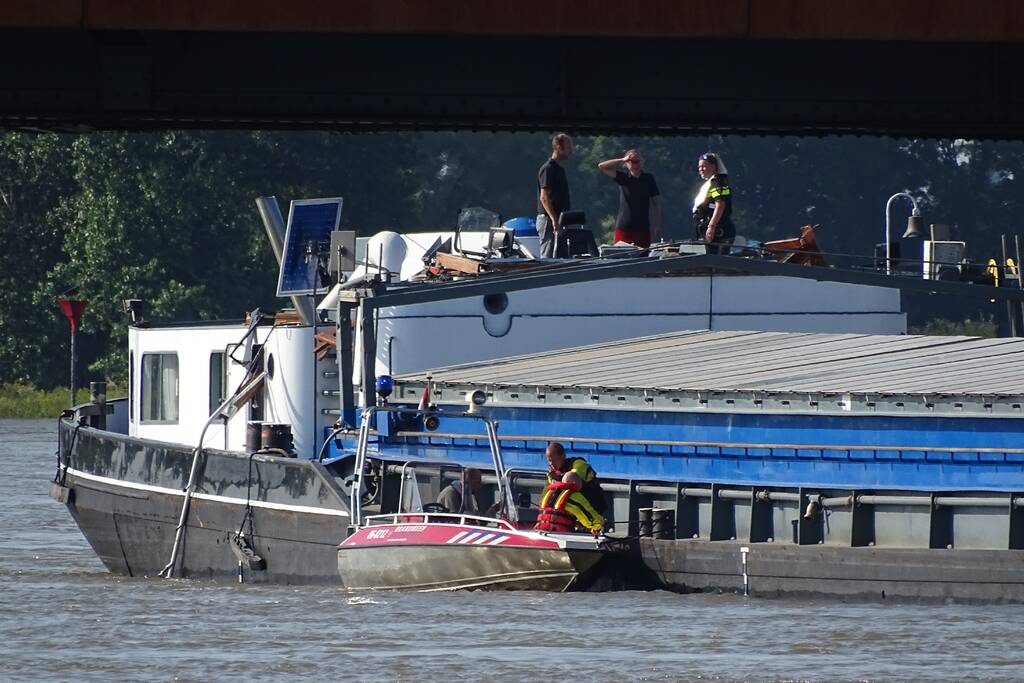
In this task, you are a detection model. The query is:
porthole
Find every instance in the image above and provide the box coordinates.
[483,292,508,315]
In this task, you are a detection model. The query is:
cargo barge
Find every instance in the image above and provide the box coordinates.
[382,329,1024,600]
[50,196,1024,599]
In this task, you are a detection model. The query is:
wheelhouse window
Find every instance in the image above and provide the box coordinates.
[209,351,226,414]
[141,353,179,423]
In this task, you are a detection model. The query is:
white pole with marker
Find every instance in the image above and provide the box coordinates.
[740,546,750,597]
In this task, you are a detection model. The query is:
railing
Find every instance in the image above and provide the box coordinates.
[350,407,514,528]
[396,430,1024,455]
[363,512,516,530]
[377,429,1024,549]
[486,469,1024,549]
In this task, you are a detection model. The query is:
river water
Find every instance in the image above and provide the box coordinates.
[3,418,1024,682]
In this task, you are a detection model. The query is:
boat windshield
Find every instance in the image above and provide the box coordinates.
[397,463,468,514]
[456,207,500,231]
[351,408,514,527]
[398,464,426,513]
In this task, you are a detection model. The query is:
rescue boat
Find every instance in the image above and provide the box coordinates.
[336,406,608,591]
[337,513,605,591]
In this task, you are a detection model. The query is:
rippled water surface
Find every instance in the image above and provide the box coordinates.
[3,418,1024,682]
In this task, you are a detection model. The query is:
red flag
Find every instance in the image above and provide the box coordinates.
[58,299,88,334]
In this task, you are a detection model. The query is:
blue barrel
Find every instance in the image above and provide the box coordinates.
[503,216,537,237]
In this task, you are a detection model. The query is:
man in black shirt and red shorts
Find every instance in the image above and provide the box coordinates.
[536,133,573,258]
[598,149,661,249]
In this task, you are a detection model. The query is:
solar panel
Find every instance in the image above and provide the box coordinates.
[276,197,344,297]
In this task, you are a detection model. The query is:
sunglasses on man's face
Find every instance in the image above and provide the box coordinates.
[626,158,640,164]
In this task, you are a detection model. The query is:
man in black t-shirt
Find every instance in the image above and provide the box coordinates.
[536,133,573,258]
[598,149,661,249]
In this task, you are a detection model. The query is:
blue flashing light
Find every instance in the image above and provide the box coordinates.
[376,375,394,399]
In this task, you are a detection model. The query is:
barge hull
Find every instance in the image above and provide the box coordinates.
[56,417,1024,599]
[644,540,1024,602]
[57,419,350,584]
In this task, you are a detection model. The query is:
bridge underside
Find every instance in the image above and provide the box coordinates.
[4,28,1024,138]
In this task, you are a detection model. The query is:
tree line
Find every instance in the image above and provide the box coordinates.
[2,130,1021,389]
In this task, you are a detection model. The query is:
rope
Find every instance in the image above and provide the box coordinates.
[233,451,259,585]
[236,450,258,540]
[602,520,675,548]
[601,522,680,551]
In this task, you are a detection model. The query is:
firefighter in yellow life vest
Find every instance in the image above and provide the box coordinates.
[534,442,607,534]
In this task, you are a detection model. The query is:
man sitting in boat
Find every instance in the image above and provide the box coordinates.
[535,443,606,534]
[436,467,482,514]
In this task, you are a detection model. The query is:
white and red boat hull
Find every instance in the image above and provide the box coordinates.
[337,517,605,592]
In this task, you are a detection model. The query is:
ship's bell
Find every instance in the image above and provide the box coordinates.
[902,211,927,239]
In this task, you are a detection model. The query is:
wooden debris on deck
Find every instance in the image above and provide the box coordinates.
[763,225,827,267]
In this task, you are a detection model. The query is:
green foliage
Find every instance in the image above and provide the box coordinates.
[910,316,997,338]
[2,130,422,388]
[0,133,77,388]
[0,383,91,418]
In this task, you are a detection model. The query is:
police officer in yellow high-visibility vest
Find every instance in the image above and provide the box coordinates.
[536,442,606,533]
